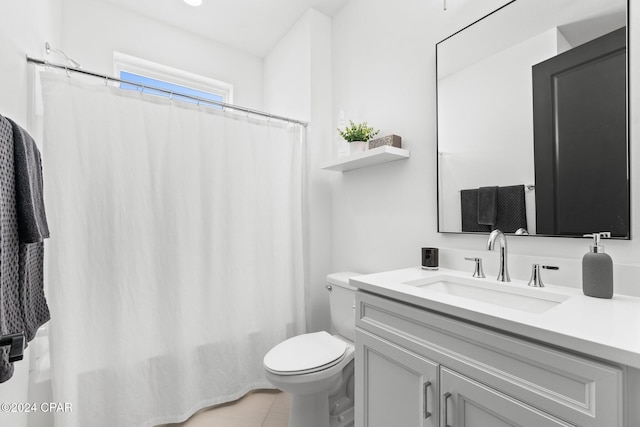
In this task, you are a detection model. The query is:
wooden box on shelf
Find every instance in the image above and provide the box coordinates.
[368,134,401,150]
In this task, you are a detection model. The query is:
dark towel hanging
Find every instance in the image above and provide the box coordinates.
[0,116,50,383]
[7,118,50,244]
[477,186,498,225]
[461,185,527,233]
[494,185,527,233]
[461,189,491,232]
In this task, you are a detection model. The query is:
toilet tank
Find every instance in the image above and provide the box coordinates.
[327,272,361,342]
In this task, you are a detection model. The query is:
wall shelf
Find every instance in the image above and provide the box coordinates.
[321,145,410,172]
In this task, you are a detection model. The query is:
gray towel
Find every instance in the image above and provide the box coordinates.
[477,186,498,225]
[0,116,50,383]
[0,116,20,382]
[7,118,49,244]
[461,189,491,232]
[494,185,527,233]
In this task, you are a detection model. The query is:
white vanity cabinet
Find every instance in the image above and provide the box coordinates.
[355,291,625,427]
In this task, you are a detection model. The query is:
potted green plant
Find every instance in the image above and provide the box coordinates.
[338,120,379,153]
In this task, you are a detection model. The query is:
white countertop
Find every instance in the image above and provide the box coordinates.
[351,267,640,369]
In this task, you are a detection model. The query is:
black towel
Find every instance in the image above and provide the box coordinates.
[0,116,50,383]
[461,189,491,232]
[494,185,527,233]
[477,186,498,225]
[461,185,527,233]
[7,118,49,244]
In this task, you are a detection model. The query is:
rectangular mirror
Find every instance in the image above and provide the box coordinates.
[436,0,629,238]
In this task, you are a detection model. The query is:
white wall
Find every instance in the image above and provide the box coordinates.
[264,9,334,332]
[0,2,61,423]
[0,0,61,127]
[331,0,640,297]
[330,0,511,274]
[60,0,263,109]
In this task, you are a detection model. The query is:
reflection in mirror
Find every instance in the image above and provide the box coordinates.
[436,0,629,238]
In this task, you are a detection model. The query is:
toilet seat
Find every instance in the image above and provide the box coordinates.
[264,331,348,376]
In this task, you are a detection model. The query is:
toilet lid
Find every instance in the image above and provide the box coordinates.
[264,331,347,375]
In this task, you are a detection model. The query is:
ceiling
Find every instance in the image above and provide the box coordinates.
[95,0,350,57]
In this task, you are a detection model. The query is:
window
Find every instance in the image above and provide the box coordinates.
[113,52,233,109]
[119,71,224,108]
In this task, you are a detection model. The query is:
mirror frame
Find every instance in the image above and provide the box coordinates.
[435,0,631,239]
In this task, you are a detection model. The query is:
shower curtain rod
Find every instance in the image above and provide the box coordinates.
[26,56,309,127]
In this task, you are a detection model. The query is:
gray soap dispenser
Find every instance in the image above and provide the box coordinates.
[582,232,613,299]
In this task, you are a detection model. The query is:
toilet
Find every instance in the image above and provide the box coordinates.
[263,272,361,427]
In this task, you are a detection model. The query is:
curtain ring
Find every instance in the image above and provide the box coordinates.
[169,91,173,100]
[105,75,108,86]
[64,65,70,78]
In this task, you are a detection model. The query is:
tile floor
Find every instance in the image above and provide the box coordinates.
[162,390,290,427]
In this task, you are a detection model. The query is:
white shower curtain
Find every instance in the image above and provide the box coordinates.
[40,73,306,427]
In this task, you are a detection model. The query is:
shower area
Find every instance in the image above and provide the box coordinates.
[21,51,309,427]
[0,3,336,426]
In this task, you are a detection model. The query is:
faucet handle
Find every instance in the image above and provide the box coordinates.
[528,264,559,287]
[464,257,486,278]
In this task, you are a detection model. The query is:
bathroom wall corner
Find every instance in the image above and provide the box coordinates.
[264,9,333,333]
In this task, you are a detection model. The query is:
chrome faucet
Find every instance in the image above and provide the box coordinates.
[487,229,510,282]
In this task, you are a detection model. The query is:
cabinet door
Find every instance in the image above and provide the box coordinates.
[440,367,574,427]
[356,329,438,427]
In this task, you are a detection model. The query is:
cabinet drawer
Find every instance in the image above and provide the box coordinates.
[356,291,623,427]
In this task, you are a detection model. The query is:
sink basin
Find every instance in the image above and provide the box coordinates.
[402,275,569,314]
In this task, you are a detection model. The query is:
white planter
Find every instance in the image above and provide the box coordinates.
[349,141,367,154]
